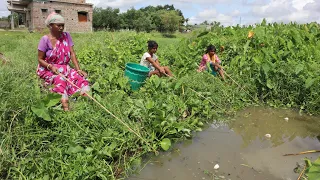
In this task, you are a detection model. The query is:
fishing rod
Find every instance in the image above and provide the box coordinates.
[162,73,224,110]
[57,73,159,155]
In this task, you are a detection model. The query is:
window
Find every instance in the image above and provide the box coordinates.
[41,8,48,15]
[55,10,61,14]
[78,11,88,22]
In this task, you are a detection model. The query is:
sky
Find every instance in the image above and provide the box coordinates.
[0,0,319,26]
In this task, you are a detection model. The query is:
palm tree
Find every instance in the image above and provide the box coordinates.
[185,18,189,25]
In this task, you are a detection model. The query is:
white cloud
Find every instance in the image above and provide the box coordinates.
[292,0,314,10]
[1,0,319,25]
[186,0,319,26]
[188,8,235,26]
[248,0,318,24]
[0,11,10,17]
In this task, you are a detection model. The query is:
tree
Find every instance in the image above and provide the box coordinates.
[201,20,209,25]
[120,7,137,30]
[7,13,19,28]
[93,7,122,30]
[159,10,181,33]
[185,18,189,25]
[92,4,185,32]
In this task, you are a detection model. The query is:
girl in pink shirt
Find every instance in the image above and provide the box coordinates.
[197,45,225,80]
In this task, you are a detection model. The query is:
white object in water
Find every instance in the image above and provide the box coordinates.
[284,117,289,122]
[214,164,220,170]
[265,134,271,138]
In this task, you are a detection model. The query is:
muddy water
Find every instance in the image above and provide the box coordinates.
[129,107,320,180]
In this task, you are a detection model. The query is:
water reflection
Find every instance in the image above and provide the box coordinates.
[228,107,320,148]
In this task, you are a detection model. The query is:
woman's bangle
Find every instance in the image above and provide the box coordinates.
[46,64,52,70]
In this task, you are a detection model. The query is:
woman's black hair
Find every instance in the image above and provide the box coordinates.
[206,44,216,53]
[148,40,158,49]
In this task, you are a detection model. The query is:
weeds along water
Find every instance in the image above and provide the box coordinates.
[0,23,319,179]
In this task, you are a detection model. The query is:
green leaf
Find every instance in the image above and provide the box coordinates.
[67,145,84,154]
[295,64,304,75]
[253,56,262,64]
[85,147,94,154]
[266,79,274,89]
[307,165,320,180]
[160,138,171,151]
[43,93,61,108]
[101,142,117,157]
[243,40,251,55]
[145,100,154,109]
[197,122,204,126]
[31,106,51,121]
[135,99,144,108]
[305,77,316,89]
[262,63,270,74]
[92,82,104,93]
[174,80,183,90]
[42,175,49,180]
[239,57,246,67]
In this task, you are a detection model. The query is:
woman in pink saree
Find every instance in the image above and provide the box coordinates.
[37,12,89,111]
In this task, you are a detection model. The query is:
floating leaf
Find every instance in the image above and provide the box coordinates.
[306,157,320,180]
[160,138,171,151]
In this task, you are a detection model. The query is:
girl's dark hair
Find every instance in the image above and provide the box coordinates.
[148,40,158,49]
[206,45,216,53]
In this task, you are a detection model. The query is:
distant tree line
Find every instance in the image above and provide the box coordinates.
[93,4,185,33]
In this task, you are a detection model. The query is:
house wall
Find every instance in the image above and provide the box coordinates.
[30,1,92,32]
[0,21,10,28]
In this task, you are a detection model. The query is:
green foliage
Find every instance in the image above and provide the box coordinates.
[93,7,123,30]
[93,5,185,32]
[160,138,171,151]
[0,21,319,179]
[158,10,182,33]
[173,22,320,113]
[305,157,320,179]
[31,93,61,121]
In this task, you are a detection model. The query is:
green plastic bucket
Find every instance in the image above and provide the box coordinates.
[124,63,150,90]
[209,64,218,76]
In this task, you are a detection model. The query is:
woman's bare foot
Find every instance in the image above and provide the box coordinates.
[61,99,69,111]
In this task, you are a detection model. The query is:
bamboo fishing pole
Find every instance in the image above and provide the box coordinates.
[283,150,320,156]
[222,70,257,102]
[57,73,158,155]
[163,73,224,110]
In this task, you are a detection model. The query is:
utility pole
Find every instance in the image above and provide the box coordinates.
[239,17,242,26]
[10,0,14,30]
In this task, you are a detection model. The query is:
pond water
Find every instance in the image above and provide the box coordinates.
[128,107,320,180]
